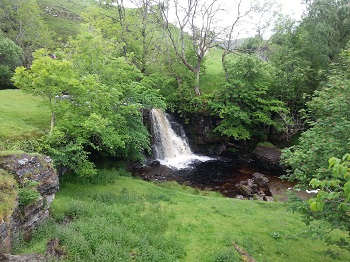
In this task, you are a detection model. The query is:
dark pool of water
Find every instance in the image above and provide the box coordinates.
[135,154,308,200]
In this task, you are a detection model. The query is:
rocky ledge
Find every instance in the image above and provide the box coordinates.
[0,152,59,255]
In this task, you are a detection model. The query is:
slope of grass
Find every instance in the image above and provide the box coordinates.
[0,89,50,142]
[14,170,350,261]
[38,0,97,42]
[200,47,226,94]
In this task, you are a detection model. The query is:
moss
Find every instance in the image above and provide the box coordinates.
[0,169,17,222]
[257,141,277,148]
[0,150,25,157]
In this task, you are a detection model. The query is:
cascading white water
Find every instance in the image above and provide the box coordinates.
[151,109,211,169]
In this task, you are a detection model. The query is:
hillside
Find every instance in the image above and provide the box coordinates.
[38,0,97,42]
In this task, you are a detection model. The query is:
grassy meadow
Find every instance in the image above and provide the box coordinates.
[13,171,350,261]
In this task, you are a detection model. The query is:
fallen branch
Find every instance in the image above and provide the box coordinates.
[232,241,256,262]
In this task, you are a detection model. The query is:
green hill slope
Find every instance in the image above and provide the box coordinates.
[38,0,97,42]
[0,90,50,144]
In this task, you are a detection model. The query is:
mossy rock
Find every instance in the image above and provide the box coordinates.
[0,169,17,222]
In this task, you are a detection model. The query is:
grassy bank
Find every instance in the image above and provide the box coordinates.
[13,170,350,261]
[200,47,226,94]
[0,89,50,143]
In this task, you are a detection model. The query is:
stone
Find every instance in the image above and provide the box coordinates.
[252,143,283,172]
[252,173,269,187]
[236,183,253,196]
[0,253,45,262]
[0,153,59,254]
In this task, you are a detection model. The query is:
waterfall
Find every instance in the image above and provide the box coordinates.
[150,109,211,169]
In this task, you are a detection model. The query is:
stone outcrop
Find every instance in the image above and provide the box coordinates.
[252,143,283,172]
[0,152,59,254]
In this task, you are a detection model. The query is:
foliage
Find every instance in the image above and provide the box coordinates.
[301,0,350,69]
[288,154,350,250]
[12,27,165,176]
[268,16,316,113]
[210,53,287,140]
[281,49,350,184]
[0,0,54,67]
[0,32,23,89]
[13,173,350,261]
[0,169,17,221]
[18,184,41,208]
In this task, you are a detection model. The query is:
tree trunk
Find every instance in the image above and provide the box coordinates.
[50,112,55,135]
[194,70,201,96]
[222,52,229,82]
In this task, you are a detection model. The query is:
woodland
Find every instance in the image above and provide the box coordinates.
[0,0,350,261]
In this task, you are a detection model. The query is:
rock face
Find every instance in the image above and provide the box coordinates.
[252,143,283,172]
[0,153,59,254]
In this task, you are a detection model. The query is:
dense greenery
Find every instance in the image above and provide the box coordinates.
[211,53,287,140]
[0,32,23,89]
[1,0,350,255]
[282,49,350,183]
[13,27,165,176]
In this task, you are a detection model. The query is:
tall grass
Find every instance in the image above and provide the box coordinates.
[14,170,350,261]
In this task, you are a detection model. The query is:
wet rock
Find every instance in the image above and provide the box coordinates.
[150,160,160,167]
[236,173,271,200]
[213,144,227,155]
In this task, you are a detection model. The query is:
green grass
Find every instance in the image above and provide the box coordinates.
[200,47,226,94]
[38,0,97,42]
[13,170,350,261]
[0,89,50,142]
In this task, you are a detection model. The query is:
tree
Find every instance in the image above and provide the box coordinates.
[157,0,224,95]
[0,32,23,89]
[0,0,53,67]
[210,53,286,140]
[301,0,350,69]
[13,49,78,134]
[219,0,255,66]
[82,1,163,74]
[281,48,350,184]
[268,16,314,113]
[288,153,350,251]
[12,28,165,176]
